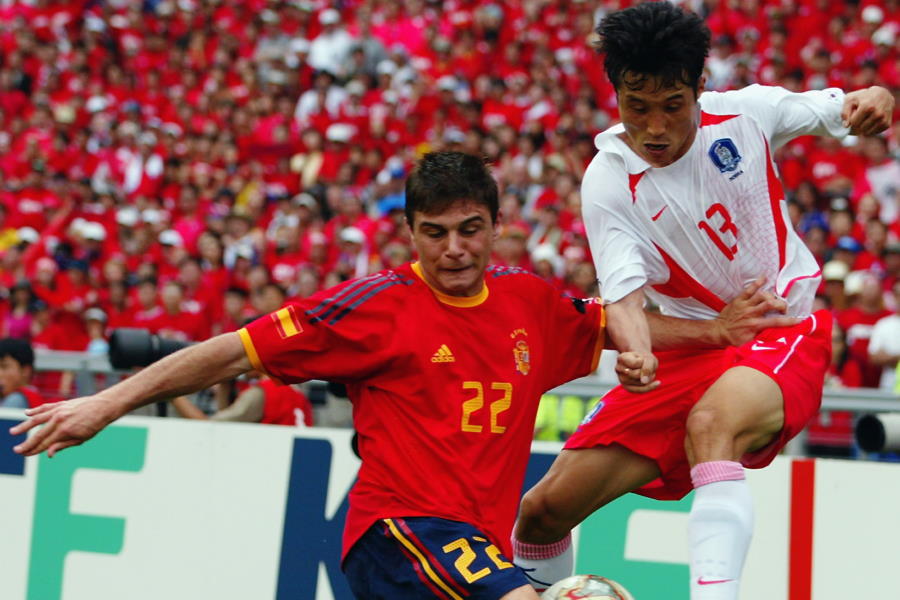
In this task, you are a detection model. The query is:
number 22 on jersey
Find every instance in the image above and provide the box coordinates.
[461,381,513,434]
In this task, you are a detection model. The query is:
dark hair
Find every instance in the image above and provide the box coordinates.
[405,151,498,226]
[177,256,202,270]
[595,1,710,93]
[0,337,35,369]
[225,286,250,298]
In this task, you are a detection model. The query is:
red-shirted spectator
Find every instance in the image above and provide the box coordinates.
[172,375,314,427]
[132,277,163,331]
[836,270,893,387]
[153,280,207,342]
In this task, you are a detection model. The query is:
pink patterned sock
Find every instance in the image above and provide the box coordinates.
[512,533,571,560]
[513,533,574,591]
[690,460,745,488]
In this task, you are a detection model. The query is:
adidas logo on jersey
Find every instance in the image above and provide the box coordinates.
[431,344,456,363]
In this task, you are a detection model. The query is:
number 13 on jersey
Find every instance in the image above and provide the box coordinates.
[698,202,739,260]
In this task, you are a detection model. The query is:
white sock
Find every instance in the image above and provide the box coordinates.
[688,463,754,600]
[513,533,573,592]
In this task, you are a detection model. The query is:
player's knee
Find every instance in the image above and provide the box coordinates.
[685,404,725,443]
[517,487,571,544]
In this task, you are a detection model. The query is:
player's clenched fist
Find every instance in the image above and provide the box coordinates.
[615,351,660,393]
[842,86,895,136]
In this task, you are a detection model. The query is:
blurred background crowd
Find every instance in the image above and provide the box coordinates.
[0,0,898,423]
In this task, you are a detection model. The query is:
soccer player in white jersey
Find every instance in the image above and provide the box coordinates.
[512,3,895,600]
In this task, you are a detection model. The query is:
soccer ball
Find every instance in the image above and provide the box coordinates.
[540,574,635,600]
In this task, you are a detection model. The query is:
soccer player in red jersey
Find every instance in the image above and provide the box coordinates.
[11,152,792,600]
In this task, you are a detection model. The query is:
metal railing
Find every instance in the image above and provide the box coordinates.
[548,373,900,413]
[34,349,900,458]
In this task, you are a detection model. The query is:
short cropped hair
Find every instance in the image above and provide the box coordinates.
[405,151,499,226]
[0,338,34,369]
[596,1,710,93]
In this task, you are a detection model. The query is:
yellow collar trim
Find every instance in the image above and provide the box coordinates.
[411,262,489,307]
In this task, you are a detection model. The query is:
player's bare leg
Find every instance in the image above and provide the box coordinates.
[514,445,660,590]
[684,366,784,600]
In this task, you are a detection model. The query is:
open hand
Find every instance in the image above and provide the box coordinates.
[9,395,121,457]
[715,276,800,346]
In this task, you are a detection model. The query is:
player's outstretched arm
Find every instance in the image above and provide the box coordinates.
[644,276,800,350]
[9,332,252,457]
[842,86,895,136]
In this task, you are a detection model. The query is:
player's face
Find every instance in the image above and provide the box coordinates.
[0,356,28,396]
[409,202,497,297]
[616,75,701,168]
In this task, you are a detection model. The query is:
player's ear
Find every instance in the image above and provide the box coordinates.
[493,211,502,240]
[697,75,707,95]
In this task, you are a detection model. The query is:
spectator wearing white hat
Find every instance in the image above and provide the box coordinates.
[308,8,354,79]
[821,259,851,311]
[332,225,373,280]
[83,307,109,356]
[16,227,39,247]
[157,229,188,282]
[530,243,564,290]
[337,79,370,129]
[123,131,164,198]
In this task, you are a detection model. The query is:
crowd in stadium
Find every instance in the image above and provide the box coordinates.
[0,0,898,412]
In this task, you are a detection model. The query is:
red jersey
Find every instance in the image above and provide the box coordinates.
[835,306,891,387]
[258,379,313,427]
[240,262,604,560]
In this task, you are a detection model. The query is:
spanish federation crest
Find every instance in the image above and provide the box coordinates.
[513,340,531,375]
[708,138,742,173]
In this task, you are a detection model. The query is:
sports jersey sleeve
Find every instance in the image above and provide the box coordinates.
[237,287,395,385]
[700,85,848,150]
[581,155,650,304]
[540,291,606,390]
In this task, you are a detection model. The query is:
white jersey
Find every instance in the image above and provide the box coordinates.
[582,84,848,320]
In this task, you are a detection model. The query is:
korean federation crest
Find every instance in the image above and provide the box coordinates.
[708,138,742,173]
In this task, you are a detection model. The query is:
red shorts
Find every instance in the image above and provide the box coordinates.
[565,311,832,500]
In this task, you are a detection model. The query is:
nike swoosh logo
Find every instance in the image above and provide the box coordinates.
[697,578,734,585]
[751,342,778,351]
[651,206,668,221]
